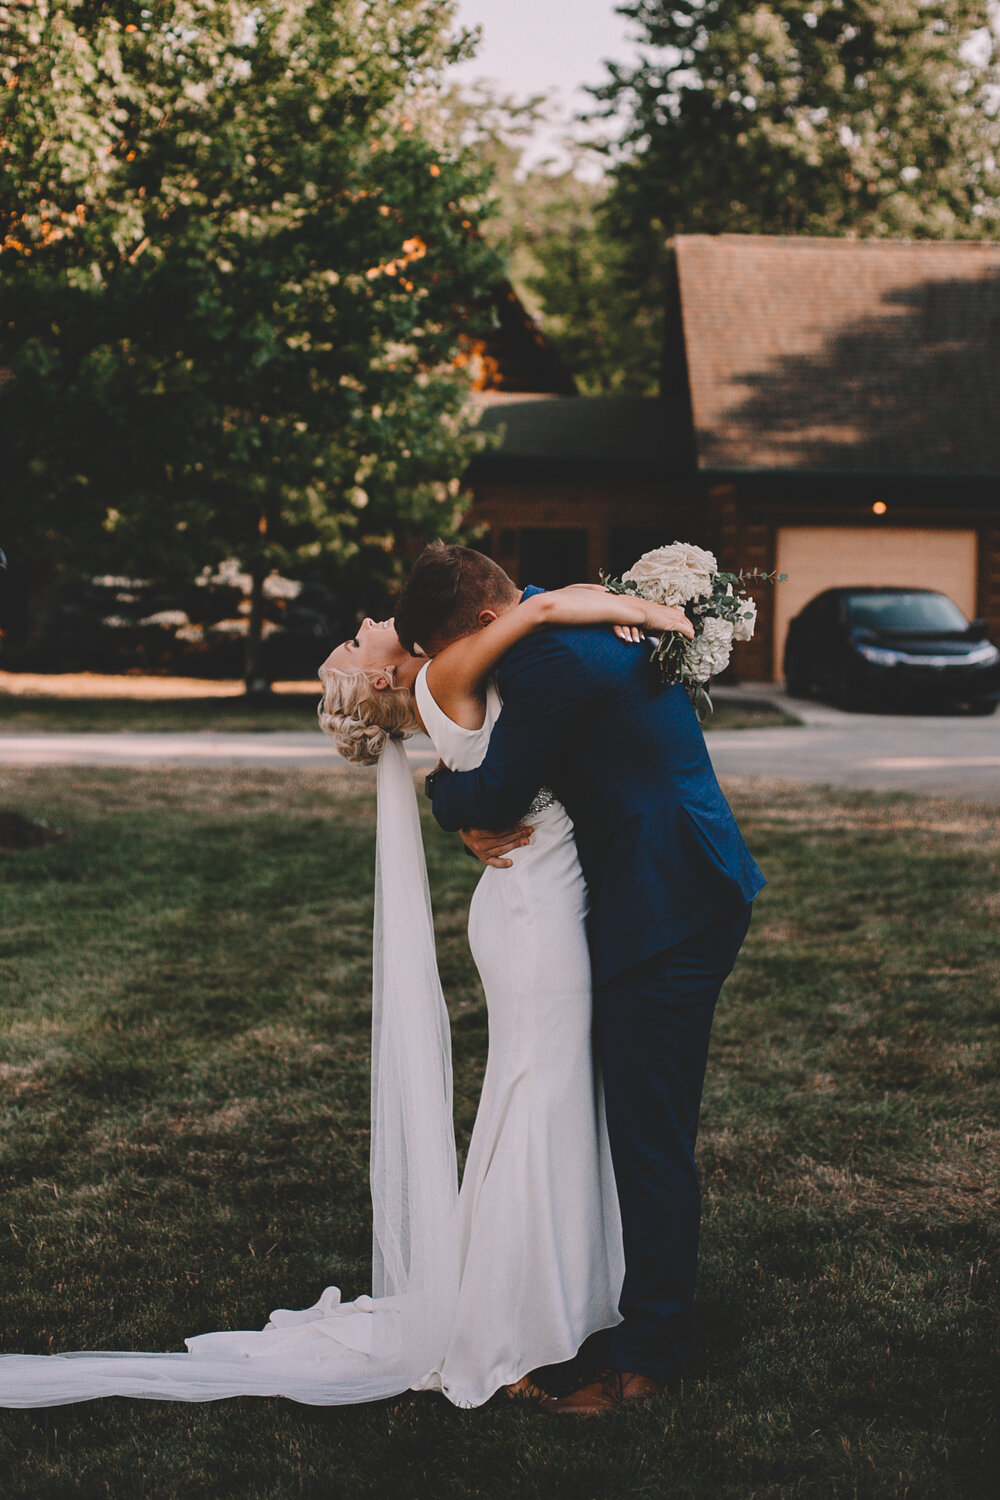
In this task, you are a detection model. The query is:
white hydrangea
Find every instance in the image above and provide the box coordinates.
[262,574,302,601]
[733,595,757,642]
[92,575,149,589]
[622,542,718,607]
[198,558,253,592]
[139,610,190,629]
[685,616,735,683]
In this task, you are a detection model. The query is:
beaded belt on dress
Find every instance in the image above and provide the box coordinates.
[526,786,557,818]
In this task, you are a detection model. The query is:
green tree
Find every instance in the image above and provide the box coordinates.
[510,165,662,397]
[444,82,660,396]
[595,0,1000,369]
[0,0,501,688]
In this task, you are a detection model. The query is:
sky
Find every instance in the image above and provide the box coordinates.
[450,0,644,171]
[450,4,1000,173]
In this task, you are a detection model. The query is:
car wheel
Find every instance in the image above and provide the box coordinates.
[784,661,811,698]
[837,665,870,712]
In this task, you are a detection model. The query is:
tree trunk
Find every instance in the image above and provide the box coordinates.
[243,565,271,698]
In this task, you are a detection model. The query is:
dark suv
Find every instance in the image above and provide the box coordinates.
[783,587,1000,713]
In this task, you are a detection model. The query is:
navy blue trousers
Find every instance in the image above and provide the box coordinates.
[594,903,753,1384]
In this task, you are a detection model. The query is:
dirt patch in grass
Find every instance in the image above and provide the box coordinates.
[732,779,1000,854]
[703,699,802,731]
[0,809,64,850]
[771,1115,1000,1218]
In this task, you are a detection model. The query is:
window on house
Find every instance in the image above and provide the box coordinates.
[518,529,589,590]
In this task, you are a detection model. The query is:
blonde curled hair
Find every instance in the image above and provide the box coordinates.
[318,666,421,767]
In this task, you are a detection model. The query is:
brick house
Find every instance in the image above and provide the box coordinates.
[467,236,1000,682]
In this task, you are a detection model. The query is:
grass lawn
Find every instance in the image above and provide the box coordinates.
[0,691,323,735]
[0,768,996,1499]
[0,691,798,735]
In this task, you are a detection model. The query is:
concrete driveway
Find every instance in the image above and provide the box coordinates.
[706,686,999,806]
[0,688,997,806]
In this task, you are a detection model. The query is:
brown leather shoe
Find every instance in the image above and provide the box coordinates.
[540,1368,665,1418]
[504,1374,549,1403]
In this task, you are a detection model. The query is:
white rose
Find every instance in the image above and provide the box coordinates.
[733,595,757,642]
[622,542,718,607]
[685,615,734,683]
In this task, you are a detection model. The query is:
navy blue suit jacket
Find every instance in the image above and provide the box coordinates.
[431,588,766,988]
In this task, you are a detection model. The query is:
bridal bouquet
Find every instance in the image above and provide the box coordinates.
[603,541,785,717]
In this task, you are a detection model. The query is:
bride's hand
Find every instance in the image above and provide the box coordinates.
[636,602,695,640]
[614,603,694,643]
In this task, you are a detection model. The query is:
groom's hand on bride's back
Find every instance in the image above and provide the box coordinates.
[460,823,533,869]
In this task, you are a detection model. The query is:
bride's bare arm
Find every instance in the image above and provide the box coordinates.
[424,585,693,726]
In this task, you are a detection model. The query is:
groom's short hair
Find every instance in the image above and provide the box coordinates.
[395,542,519,655]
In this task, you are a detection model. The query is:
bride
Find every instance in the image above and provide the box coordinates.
[0,582,691,1411]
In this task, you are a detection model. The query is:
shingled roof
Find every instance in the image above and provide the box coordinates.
[469,394,693,476]
[674,235,1000,476]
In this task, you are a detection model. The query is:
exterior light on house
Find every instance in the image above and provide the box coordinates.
[872,502,887,515]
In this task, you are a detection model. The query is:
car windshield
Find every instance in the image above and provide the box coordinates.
[844,592,969,632]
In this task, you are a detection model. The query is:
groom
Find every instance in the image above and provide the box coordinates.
[394,543,765,1416]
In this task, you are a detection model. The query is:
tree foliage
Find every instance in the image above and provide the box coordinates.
[0,0,501,684]
[593,0,1000,379]
[449,84,660,395]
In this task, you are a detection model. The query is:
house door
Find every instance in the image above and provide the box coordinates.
[773,526,979,678]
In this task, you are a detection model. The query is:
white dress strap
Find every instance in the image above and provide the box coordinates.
[414,663,500,774]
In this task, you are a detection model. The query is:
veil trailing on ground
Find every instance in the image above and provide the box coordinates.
[0,737,461,1407]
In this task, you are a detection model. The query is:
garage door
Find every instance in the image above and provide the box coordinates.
[773,527,978,678]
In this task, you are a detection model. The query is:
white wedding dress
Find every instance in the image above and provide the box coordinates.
[0,670,622,1410]
[413,665,623,1405]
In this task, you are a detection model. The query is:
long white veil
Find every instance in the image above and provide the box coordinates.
[0,737,460,1407]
